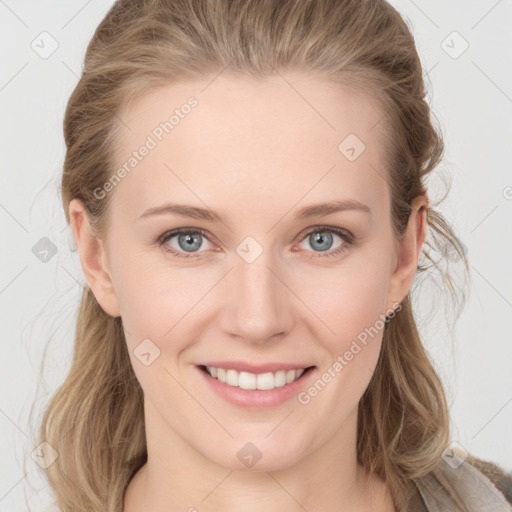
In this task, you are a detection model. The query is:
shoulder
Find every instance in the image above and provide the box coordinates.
[413,450,512,512]
[467,455,512,505]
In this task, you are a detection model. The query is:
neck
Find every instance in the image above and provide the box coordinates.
[123,401,395,512]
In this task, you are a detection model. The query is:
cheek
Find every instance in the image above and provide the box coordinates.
[295,278,388,435]
[108,228,174,322]
[295,256,390,347]
[293,251,391,401]
[109,239,217,367]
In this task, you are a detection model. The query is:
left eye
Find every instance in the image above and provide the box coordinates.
[157,226,354,260]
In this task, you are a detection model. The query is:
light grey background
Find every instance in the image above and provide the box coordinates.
[1,0,511,510]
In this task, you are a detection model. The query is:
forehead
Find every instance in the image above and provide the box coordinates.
[110,72,390,223]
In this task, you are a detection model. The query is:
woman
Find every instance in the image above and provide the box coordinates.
[38,0,512,511]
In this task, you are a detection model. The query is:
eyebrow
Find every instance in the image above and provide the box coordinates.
[138,199,372,223]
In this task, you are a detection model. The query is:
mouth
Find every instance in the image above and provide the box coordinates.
[198,364,316,391]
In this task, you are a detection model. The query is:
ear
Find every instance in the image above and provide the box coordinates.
[385,195,429,312]
[68,198,121,317]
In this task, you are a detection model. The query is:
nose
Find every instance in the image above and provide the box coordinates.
[218,251,295,345]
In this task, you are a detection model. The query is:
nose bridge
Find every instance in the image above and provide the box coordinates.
[225,242,293,343]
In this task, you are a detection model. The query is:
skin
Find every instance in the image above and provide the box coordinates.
[69,71,428,512]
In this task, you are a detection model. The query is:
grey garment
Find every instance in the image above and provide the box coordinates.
[410,451,512,512]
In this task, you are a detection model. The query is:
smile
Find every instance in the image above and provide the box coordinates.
[196,363,317,409]
[203,366,309,390]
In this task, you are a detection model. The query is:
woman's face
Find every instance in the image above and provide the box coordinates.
[79,72,423,471]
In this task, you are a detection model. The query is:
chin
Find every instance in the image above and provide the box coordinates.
[202,433,311,472]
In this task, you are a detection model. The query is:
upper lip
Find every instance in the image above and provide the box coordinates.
[199,361,315,374]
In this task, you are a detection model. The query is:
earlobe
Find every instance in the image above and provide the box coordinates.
[385,196,429,311]
[68,198,121,317]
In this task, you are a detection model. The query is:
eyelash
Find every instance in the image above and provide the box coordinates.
[156,225,356,260]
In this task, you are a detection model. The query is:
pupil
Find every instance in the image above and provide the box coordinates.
[180,233,201,252]
[312,232,332,252]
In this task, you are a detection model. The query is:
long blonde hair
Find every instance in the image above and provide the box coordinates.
[36,0,472,510]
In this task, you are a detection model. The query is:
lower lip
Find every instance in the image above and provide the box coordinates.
[196,366,317,410]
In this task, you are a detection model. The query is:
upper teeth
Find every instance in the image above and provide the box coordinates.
[206,366,306,390]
